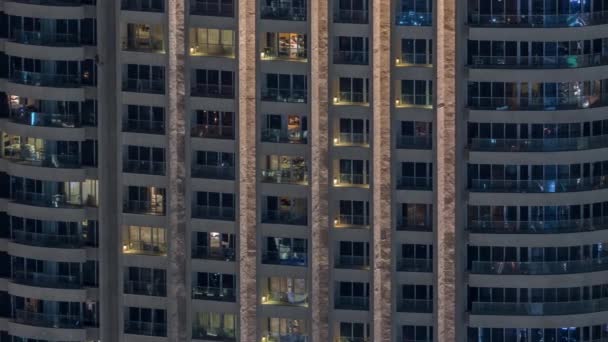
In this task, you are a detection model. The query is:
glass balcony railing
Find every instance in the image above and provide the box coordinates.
[123,280,166,296]
[261,128,308,144]
[192,286,235,301]
[12,191,84,208]
[191,125,234,139]
[123,160,165,175]
[190,0,234,16]
[469,54,608,69]
[469,136,608,152]
[467,12,608,27]
[334,51,368,65]
[468,96,608,111]
[470,298,608,316]
[262,251,307,266]
[261,88,307,103]
[397,177,433,190]
[123,241,167,255]
[335,338,370,342]
[468,217,608,234]
[396,219,432,231]
[191,84,234,98]
[397,299,433,313]
[261,169,308,185]
[12,271,81,289]
[190,43,235,58]
[192,326,236,341]
[260,5,306,21]
[191,164,235,180]
[335,255,369,269]
[11,109,81,128]
[336,215,369,227]
[124,321,167,337]
[336,92,368,105]
[191,246,235,261]
[12,230,83,248]
[335,133,369,146]
[470,258,608,275]
[4,150,80,169]
[14,310,83,329]
[469,177,608,193]
[122,79,165,94]
[261,291,308,306]
[123,119,165,134]
[262,210,308,225]
[261,47,307,61]
[397,53,432,66]
[333,9,368,24]
[397,94,433,108]
[335,174,367,186]
[395,11,433,26]
[122,200,165,215]
[121,0,164,12]
[397,259,433,272]
[11,0,93,5]
[11,70,81,88]
[396,136,432,149]
[123,38,165,53]
[262,334,308,342]
[191,205,235,221]
[334,296,369,310]
[11,30,80,47]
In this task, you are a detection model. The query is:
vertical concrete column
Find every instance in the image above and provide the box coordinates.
[372,0,392,340]
[237,0,257,339]
[167,0,188,339]
[434,0,457,338]
[310,0,330,340]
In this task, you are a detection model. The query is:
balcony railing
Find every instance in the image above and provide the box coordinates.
[123,119,165,134]
[396,136,432,149]
[398,53,432,66]
[335,255,369,269]
[123,160,165,175]
[122,38,164,53]
[335,133,369,146]
[123,241,167,255]
[122,79,165,94]
[191,164,235,179]
[261,128,307,144]
[4,150,81,169]
[261,47,307,61]
[262,210,308,225]
[192,326,236,341]
[190,0,234,16]
[333,51,369,65]
[397,258,433,272]
[262,251,307,266]
[398,94,433,107]
[11,109,80,128]
[397,177,433,190]
[470,297,608,316]
[261,291,308,306]
[190,43,235,57]
[191,246,235,261]
[335,174,367,186]
[261,88,307,103]
[192,286,235,301]
[11,30,80,46]
[11,70,81,88]
[123,199,165,215]
[336,215,369,227]
[191,205,235,221]
[469,54,608,69]
[121,0,164,11]
[12,230,83,248]
[335,338,370,342]
[469,177,608,193]
[469,136,608,152]
[124,321,167,337]
[397,299,433,313]
[396,11,433,26]
[396,219,432,231]
[191,84,234,98]
[333,9,368,23]
[14,310,83,329]
[336,92,368,105]
[468,95,608,111]
[470,258,608,275]
[12,191,83,208]
[262,334,309,342]
[335,296,369,310]
[468,217,608,234]
[467,11,608,27]
[191,125,234,139]
[260,5,306,21]
[12,0,93,5]
[12,271,81,289]
[261,169,308,185]
[124,280,166,296]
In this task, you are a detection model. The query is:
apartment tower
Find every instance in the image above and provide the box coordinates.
[0,0,605,340]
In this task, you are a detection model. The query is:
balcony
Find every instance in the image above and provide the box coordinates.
[396,136,432,149]
[334,174,367,187]
[11,109,82,128]
[396,95,433,108]
[14,310,83,329]
[122,79,165,94]
[191,164,235,180]
[190,0,234,16]
[261,291,308,306]
[395,12,433,26]
[469,177,608,193]
[191,84,234,98]
[396,177,433,190]
[123,160,165,175]
[334,92,367,105]
[12,191,84,208]
[123,200,165,215]
[468,217,608,234]
[261,88,307,103]
[11,30,80,47]
[334,51,368,65]
[335,255,369,269]
[262,210,307,225]
[261,128,307,144]
[397,53,432,67]
[123,119,165,134]
[334,133,369,147]
[470,258,608,275]
[333,9,368,24]
[467,12,608,28]
[334,296,369,310]
[396,219,432,232]
[192,205,235,221]
[192,326,236,341]
[468,136,608,152]
[469,54,608,69]
[11,0,94,5]
[190,43,235,58]
[123,38,165,53]
[192,286,235,302]
[12,230,84,248]
[470,298,608,316]
[192,246,235,261]
[123,241,167,255]
[335,215,369,228]
[261,47,307,62]
[121,0,164,12]
[468,96,608,111]
[12,271,81,289]
[397,259,432,272]
[4,150,80,169]
[397,299,433,313]
[124,280,166,296]
[262,334,309,342]
[261,169,308,185]
[191,125,234,139]
[11,70,81,88]
[262,251,307,266]
[260,5,306,21]
[124,321,167,337]
[335,338,370,342]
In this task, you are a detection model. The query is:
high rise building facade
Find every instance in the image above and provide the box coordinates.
[0,0,606,341]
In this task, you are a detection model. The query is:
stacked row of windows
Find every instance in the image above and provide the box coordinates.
[468,325,608,342]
